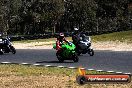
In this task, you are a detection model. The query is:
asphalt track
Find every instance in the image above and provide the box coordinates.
[0,49,132,74]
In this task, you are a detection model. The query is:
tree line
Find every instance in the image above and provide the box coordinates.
[0,0,132,35]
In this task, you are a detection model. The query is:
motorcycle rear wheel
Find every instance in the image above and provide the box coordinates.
[88,49,94,56]
[10,46,16,54]
[0,49,4,55]
[77,52,81,56]
[75,48,81,56]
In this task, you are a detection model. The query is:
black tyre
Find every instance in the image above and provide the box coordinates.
[0,50,4,55]
[76,76,87,85]
[75,47,81,56]
[10,46,16,54]
[73,53,79,62]
[77,52,81,56]
[88,49,94,56]
[56,53,64,63]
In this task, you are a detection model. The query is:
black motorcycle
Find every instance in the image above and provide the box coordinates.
[74,35,94,56]
[0,37,16,55]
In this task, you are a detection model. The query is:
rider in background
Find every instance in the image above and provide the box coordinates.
[0,33,5,43]
[0,34,2,38]
[56,33,69,53]
[0,33,11,48]
[72,28,81,46]
[0,33,3,44]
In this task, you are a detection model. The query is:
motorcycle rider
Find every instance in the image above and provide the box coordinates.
[0,33,11,49]
[72,28,79,43]
[0,33,5,53]
[0,33,4,44]
[72,28,82,48]
[56,33,69,53]
[0,33,3,39]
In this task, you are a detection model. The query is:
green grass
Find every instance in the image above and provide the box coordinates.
[1,64,129,88]
[92,30,132,43]
[13,30,132,44]
[0,64,110,77]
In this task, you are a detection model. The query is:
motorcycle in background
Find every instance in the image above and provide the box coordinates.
[0,37,16,55]
[75,34,94,56]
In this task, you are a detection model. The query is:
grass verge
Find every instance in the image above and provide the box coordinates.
[0,64,131,88]
[92,30,132,43]
[0,64,110,77]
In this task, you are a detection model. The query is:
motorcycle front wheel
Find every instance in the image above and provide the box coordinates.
[88,49,94,56]
[10,46,16,54]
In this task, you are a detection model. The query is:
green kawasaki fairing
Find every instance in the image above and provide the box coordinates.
[53,42,79,62]
[53,42,75,58]
[61,42,76,58]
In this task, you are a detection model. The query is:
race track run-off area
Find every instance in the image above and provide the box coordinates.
[0,49,132,74]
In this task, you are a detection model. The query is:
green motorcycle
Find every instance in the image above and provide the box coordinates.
[53,42,79,62]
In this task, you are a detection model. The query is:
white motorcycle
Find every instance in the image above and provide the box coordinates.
[76,35,94,56]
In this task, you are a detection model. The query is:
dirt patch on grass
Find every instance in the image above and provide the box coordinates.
[93,41,132,51]
[0,75,71,88]
[0,64,131,88]
[13,42,53,49]
[0,75,131,88]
